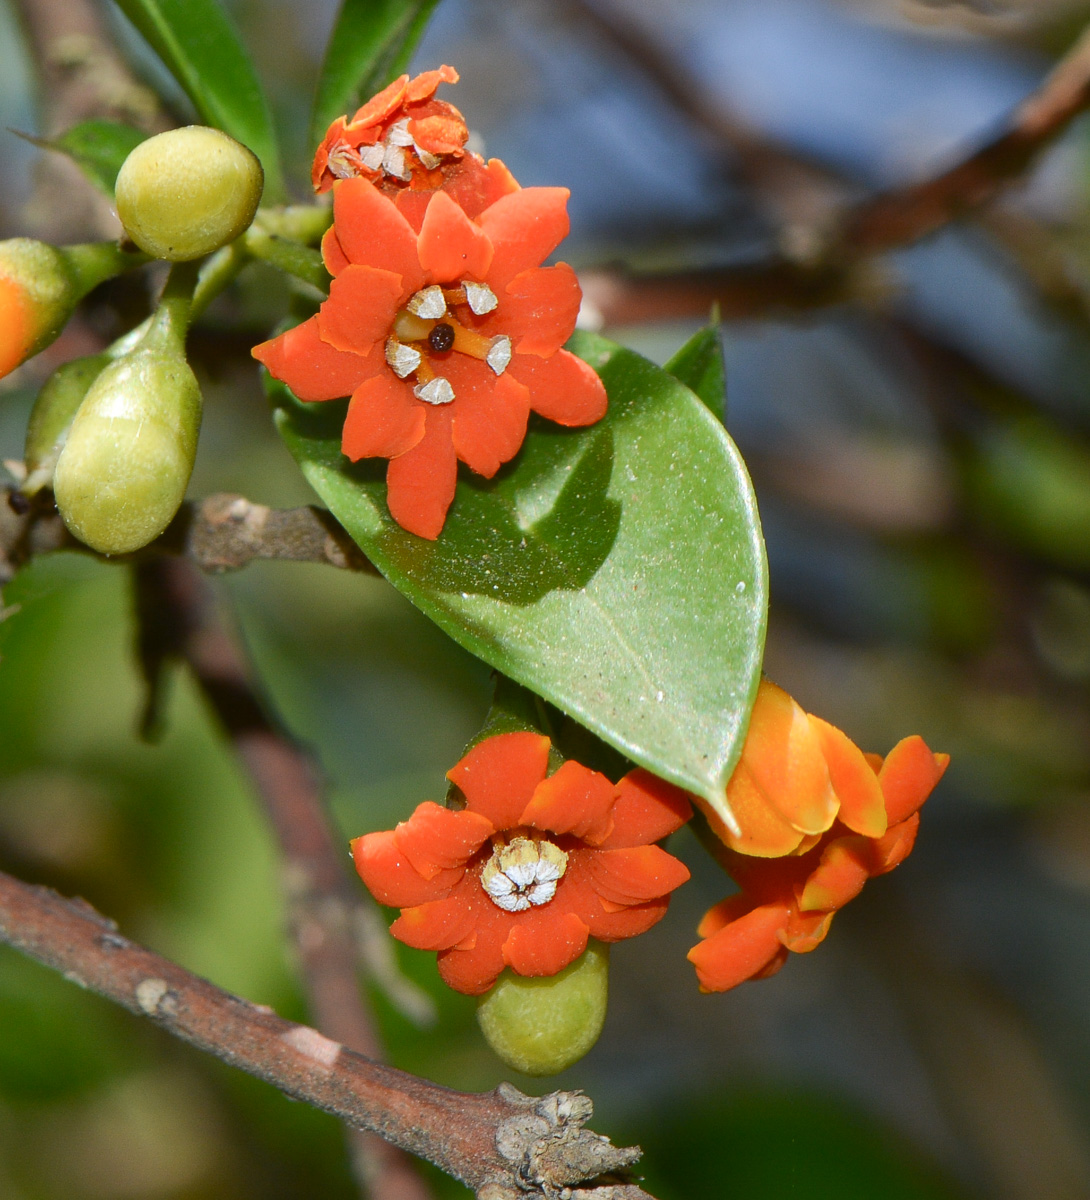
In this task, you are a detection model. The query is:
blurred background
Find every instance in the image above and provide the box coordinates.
[4,0,1090,1196]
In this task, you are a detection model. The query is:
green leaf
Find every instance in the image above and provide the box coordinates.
[111,0,283,198]
[664,321,726,420]
[271,332,768,823]
[310,0,442,151]
[15,121,146,196]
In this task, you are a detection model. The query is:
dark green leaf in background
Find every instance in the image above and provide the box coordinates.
[111,0,284,197]
[664,320,726,421]
[272,332,767,825]
[310,0,442,152]
[15,121,147,196]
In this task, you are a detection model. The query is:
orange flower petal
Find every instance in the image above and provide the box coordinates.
[752,947,790,980]
[252,315,377,402]
[740,681,838,836]
[392,801,493,878]
[687,901,792,993]
[716,760,807,858]
[477,187,571,291]
[871,812,921,875]
[404,64,458,103]
[442,157,521,221]
[809,715,887,838]
[332,178,424,289]
[445,356,530,477]
[417,191,494,283]
[597,769,692,850]
[520,759,616,844]
[798,835,872,912]
[506,349,608,427]
[385,404,458,539]
[502,909,589,977]
[0,274,32,378]
[483,264,581,357]
[408,113,468,155]
[780,908,835,954]
[342,373,425,461]
[696,893,754,939]
[447,730,552,828]
[879,737,949,826]
[391,889,478,952]
[350,831,464,907]
[394,188,432,233]
[350,74,409,126]
[321,225,350,277]
[318,264,404,356]
[437,922,506,995]
[583,897,670,942]
[587,845,690,906]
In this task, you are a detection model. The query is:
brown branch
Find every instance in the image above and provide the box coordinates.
[133,553,434,1200]
[0,868,653,1198]
[572,4,1090,323]
[0,488,378,586]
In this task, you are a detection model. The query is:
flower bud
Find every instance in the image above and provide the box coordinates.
[476,941,609,1076]
[22,354,112,496]
[115,126,264,261]
[0,240,143,380]
[53,266,201,554]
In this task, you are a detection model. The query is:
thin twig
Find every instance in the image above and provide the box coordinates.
[133,555,433,1200]
[0,868,654,1199]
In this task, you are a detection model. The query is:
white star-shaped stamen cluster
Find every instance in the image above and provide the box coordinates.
[481,837,568,913]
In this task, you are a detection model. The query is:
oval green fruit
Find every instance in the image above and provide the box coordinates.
[476,942,609,1076]
[115,126,263,261]
[53,347,202,554]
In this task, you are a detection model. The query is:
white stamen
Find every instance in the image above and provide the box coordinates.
[382,143,410,181]
[481,837,568,913]
[486,335,512,376]
[407,285,447,320]
[327,141,360,180]
[464,281,498,315]
[414,143,441,169]
[386,118,414,148]
[359,142,385,172]
[414,376,455,406]
[385,337,421,379]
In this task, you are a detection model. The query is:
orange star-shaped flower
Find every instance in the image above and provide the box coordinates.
[351,732,692,995]
[312,65,469,193]
[253,177,607,538]
[688,717,949,993]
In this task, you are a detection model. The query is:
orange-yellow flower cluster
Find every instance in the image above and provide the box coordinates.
[688,681,948,992]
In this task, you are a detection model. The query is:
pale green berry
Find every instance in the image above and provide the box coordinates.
[476,941,609,1076]
[53,346,201,554]
[115,126,263,261]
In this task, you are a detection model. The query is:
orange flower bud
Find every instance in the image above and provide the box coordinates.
[0,239,144,380]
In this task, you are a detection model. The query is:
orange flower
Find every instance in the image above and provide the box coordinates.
[687,704,949,993]
[253,177,607,539]
[312,65,469,193]
[351,732,692,995]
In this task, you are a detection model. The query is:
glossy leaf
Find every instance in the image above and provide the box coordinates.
[16,121,146,196]
[111,0,283,197]
[664,322,726,420]
[271,332,768,822]
[310,0,442,151]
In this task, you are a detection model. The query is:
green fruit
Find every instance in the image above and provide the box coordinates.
[476,942,609,1076]
[115,126,263,261]
[22,354,111,494]
[53,346,201,554]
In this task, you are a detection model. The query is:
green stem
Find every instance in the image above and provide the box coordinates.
[252,204,332,245]
[141,260,201,355]
[243,231,329,291]
[61,242,148,299]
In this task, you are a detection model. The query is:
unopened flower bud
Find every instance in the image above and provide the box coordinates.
[115,126,264,261]
[476,941,609,1076]
[0,239,143,380]
[22,354,112,496]
[53,265,202,554]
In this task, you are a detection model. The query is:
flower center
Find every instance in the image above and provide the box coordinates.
[328,119,443,184]
[480,836,568,913]
[384,282,510,405]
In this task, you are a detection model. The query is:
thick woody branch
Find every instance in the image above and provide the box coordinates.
[0,489,377,585]
[0,868,653,1199]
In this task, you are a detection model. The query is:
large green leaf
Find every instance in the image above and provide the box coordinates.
[111,0,283,197]
[272,332,767,822]
[16,121,146,196]
[310,0,441,152]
